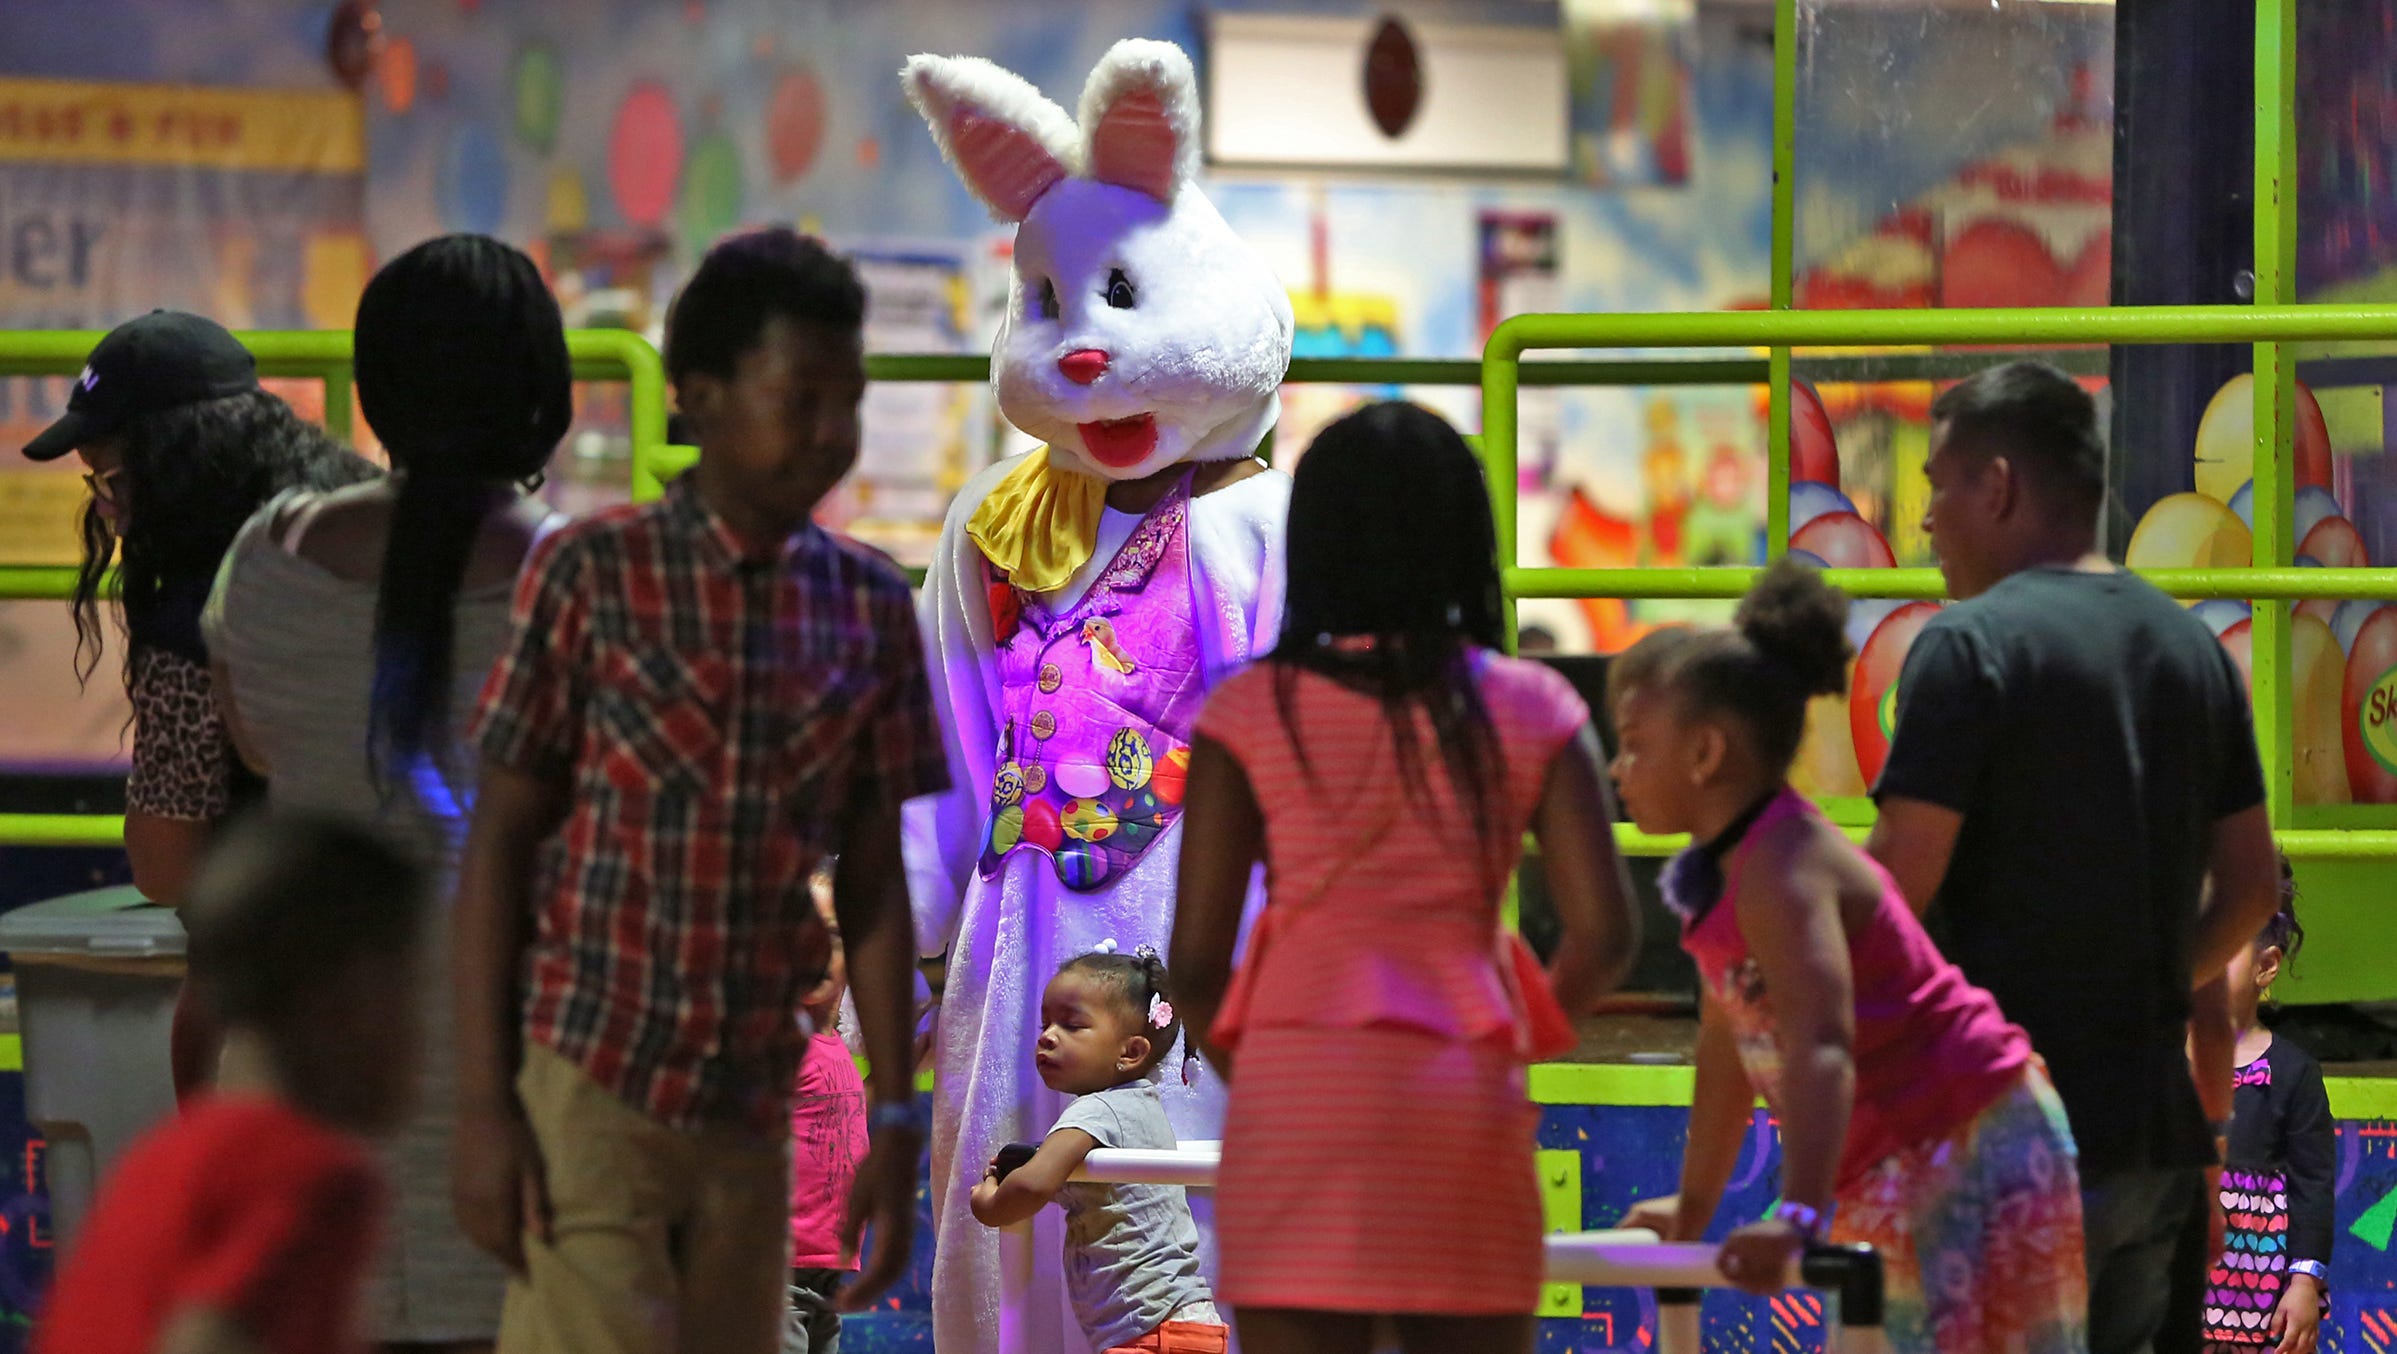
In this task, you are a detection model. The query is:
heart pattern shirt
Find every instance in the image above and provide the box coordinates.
[2203,1165,2299,1344]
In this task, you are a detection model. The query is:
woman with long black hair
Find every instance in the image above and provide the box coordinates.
[1170,400,1641,1354]
[22,311,375,902]
[22,312,376,1112]
[205,234,571,1354]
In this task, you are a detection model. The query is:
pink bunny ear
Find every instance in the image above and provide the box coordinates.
[903,54,1079,223]
[1077,39,1202,204]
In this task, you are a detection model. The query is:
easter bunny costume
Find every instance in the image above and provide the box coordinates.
[902,40,1293,1354]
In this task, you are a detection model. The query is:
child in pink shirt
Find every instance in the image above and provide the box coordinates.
[1610,559,2087,1354]
[788,874,869,1353]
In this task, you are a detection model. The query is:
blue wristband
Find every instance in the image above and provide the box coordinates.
[2287,1260,2328,1288]
[1771,1200,1831,1241]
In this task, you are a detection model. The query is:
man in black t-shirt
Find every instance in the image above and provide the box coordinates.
[1865,362,2282,1354]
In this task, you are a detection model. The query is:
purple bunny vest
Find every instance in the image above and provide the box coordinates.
[978,471,1200,891]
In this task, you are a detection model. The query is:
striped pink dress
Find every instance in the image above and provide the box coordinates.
[1196,651,1584,1314]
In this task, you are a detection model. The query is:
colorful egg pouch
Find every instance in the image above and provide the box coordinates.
[979,729,1192,891]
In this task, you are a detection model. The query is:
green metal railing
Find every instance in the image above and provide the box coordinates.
[15,310,2374,854]
[0,327,669,602]
[0,327,667,848]
[1477,302,2397,866]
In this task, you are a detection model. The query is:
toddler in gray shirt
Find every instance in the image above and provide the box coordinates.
[972,945,1224,1352]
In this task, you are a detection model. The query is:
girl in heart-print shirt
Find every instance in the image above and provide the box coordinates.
[2204,859,2333,1354]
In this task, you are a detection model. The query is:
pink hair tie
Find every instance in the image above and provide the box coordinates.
[1148,995,1174,1029]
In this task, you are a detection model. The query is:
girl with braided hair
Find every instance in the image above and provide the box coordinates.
[204,233,571,1353]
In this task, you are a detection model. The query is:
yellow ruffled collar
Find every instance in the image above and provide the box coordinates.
[966,446,1110,594]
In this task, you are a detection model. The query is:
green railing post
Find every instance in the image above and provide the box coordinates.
[1482,333,1526,651]
[321,363,354,443]
[585,328,672,503]
[2252,0,2300,821]
[1766,0,1798,557]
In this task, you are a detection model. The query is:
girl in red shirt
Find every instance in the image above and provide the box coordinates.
[37,813,426,1354]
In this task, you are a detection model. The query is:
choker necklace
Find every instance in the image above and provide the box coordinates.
[1658,789,1782,925]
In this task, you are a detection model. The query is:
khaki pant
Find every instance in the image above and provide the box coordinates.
[499,1043,791,1354]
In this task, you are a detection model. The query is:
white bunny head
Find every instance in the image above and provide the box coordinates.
[904,40,1294,482]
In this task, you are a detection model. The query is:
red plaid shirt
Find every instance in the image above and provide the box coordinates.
[474,474,949,1134]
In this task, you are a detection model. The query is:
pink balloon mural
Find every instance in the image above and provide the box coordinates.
[767,68,827,183]
[609,83,685,229]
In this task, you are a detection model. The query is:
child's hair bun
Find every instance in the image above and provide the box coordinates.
[1735,556,1853,699]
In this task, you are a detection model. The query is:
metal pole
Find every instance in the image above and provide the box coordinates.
[1483,330,1526,650]
[1766,0,1798,557]
[2251,0,2300,822]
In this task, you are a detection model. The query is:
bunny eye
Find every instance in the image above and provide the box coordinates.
[1032,279,1060,321]
[1103,269,1136,311]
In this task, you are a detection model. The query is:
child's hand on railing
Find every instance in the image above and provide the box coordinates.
[1716,1219,1806,1297]
[1620,1194,1683,1239]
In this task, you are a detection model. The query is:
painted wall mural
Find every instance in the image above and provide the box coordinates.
[0,0,2117,658]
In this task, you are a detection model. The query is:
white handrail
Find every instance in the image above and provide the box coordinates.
[1060,1145,1864,1299]
[1023,1140,1889,1354]
[1070,1144,1221,1187]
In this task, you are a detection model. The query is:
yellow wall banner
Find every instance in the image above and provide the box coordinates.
[0,77,369,774]
[0,77,367,501]
[0,77,362,173]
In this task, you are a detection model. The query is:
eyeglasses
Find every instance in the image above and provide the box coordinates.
[83,467,123,505]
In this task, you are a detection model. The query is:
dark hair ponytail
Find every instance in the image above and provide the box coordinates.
[1734,556,1853,701]
[355,235,571,787]
[1637,557,1853,776]
[1132,947,1183,1070]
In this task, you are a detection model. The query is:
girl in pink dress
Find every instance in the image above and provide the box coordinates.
[1610,559,2086,1354]
[1170,401,1642,1354]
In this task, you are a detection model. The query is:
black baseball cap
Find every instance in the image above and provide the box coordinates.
[21,311,261,462]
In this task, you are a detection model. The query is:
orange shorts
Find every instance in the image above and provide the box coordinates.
[1104,1320,1231,1354]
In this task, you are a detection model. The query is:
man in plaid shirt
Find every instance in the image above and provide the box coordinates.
[452,229,947,1354]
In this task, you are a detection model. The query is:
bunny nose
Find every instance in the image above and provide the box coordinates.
[1059,349,1110,385]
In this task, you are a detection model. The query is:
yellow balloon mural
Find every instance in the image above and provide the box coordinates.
[2192,374,2260,505]
[2125,492,2253,574]
[2294,613,2352,805]
[1789,678,1866,799]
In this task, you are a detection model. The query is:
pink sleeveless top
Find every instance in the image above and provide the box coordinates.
[1682,788,2033,1188]
[1198,651,1583,1060]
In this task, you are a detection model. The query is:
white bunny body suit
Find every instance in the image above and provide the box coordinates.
[900,42,1293,1354]
[910,462,1284,1354]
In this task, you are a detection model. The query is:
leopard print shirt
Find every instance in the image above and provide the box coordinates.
[126,647,234,822]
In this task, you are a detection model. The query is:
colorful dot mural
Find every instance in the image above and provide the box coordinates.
[546,166,590,233]
[377,35,418,114]
[513,44,562,152]
[440,120,508,234]
[767,67,826,183]
[608,82,684,229]
[678,131,745,250]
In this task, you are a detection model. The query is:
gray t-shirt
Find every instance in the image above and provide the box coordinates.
[1050,1080,1211,1349]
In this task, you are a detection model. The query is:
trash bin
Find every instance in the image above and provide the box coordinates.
[0,885,183,1248]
